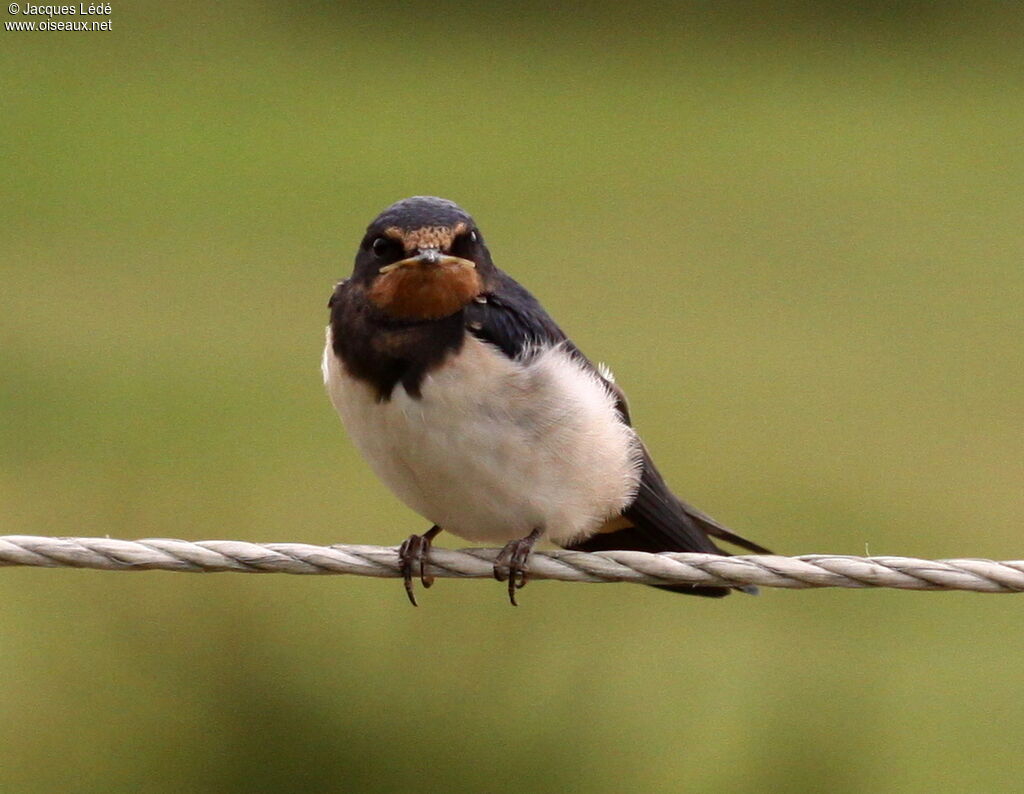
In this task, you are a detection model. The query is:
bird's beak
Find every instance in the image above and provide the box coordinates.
[378,248,476,274]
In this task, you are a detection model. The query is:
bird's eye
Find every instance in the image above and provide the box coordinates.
[371,237,390,257]
[451,230,479,259]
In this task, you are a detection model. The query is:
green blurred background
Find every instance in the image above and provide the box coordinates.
[2,2,1023,791]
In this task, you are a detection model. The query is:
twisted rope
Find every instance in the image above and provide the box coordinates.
[1,535,1022,592]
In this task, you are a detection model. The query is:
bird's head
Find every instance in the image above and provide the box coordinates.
[352,196,493,320]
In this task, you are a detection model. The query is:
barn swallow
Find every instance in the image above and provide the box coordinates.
[323,196,770,605]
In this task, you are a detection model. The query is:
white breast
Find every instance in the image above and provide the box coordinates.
[322,328,641,545]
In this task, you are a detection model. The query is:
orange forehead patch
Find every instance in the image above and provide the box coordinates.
[384,222,468,253]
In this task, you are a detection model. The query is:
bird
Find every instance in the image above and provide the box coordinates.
[323,196,770,605]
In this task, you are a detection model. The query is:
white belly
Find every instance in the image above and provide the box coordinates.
[322,328,641,545]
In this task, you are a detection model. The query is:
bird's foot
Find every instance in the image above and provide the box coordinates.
[398,525,442,606]
[493,528,543,606]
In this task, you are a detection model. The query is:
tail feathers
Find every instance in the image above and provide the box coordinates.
[653,583,736,598]
[679,500,773,555]
[568,447,771,598]
[655,582,759,597]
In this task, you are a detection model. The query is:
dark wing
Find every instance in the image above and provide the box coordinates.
[470,271,770,597]
[464,271,571,358]
[464,271,633,421]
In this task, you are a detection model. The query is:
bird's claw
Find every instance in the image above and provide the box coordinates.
[398,526,440,606]
[493,528,543,606]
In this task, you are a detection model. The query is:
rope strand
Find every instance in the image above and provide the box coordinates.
[1,536,1022,592]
